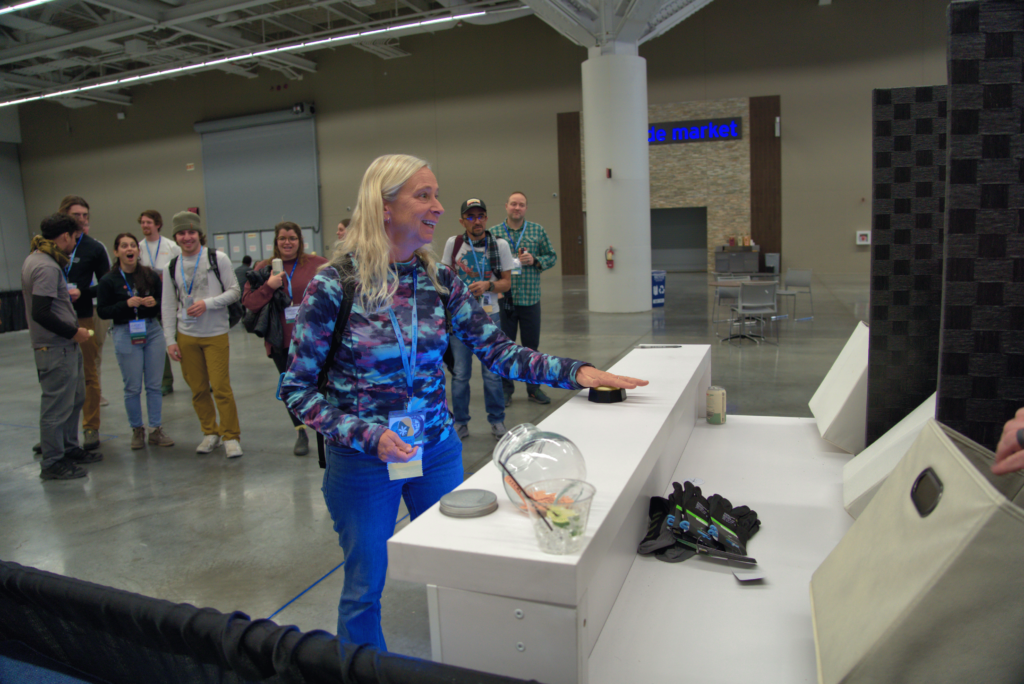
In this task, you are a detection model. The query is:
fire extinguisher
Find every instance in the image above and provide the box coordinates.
[605,246,615,269]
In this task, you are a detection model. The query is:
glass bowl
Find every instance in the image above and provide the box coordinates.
[493,425,586,511]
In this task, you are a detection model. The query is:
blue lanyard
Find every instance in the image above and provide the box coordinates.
[64,233,83,277]
[143,238,160,268]
[285,259,299,300]
[503,222,526,253]
[180,247,203,296]
[467,234,488,282]
[386,270,418,399]
[120,268,139,318]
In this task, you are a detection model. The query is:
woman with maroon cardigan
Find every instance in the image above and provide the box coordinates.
[242,221,327,455]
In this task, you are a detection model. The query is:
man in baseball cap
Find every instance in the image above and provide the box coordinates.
[440,199,515,441]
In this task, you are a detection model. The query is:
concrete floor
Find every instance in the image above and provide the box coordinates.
[0,271,868,659]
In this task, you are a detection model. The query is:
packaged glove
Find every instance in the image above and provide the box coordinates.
[670,480,716,549]
[707,493,760,556]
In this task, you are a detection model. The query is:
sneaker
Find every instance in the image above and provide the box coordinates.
[294,427,310,456]
[83,428,100,450]
[504,393,513,407]
[99,396,110,407]
[32,443,41,454]
[161,385,173,396]
[196,434,222,454]
[528,389,551,405]
[40,458,87,480]
[224,439,243,459]
[131,427,146,450]
[490,422,507,440]
[148,427,174,447]
[454,423,469,440]
[64,446,103,464]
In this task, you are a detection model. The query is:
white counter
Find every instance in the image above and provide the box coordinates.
[389,345,852,684]
[590,416,852,684]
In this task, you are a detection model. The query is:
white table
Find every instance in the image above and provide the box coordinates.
[389,346,853,684]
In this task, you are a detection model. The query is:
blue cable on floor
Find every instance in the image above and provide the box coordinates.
[266,511,412,621]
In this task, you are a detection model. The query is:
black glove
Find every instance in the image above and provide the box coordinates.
[668,481,716,549]
[707,494,760,556]
[637,496,675,555]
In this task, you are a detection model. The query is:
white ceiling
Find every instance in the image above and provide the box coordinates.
[0,0,716,107]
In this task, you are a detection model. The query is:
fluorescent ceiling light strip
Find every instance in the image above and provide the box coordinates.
[0,9,490,108]
[419,16,456,26]
[0,0,54,16]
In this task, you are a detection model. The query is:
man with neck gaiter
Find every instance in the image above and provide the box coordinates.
[22,214,102,480]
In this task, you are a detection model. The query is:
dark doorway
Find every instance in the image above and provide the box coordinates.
[651,207,708,272]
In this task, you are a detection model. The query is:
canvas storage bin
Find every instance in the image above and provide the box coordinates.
[810,418,1024,684]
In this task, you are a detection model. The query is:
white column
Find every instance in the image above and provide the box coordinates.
[582,43,651,313]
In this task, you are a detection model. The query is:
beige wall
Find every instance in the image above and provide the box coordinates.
[17,0,947,275]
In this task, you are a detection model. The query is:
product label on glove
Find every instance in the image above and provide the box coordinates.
[710,513,745,555]
[680,500,716,547]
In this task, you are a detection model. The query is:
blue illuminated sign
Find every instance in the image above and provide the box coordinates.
[648,117,743,145]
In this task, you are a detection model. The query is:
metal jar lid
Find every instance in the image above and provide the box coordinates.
[439,489,499,518]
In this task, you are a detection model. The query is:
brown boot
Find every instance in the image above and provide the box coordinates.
[131,427,146,450]
[148,427,175,447]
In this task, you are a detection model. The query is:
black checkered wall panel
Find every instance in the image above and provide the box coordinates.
[868,86,946,446]
[937,0,1024,446]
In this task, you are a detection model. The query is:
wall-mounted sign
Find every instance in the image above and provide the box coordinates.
[648,118,743,145]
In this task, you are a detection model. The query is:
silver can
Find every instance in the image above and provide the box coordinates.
[707,386,726,425]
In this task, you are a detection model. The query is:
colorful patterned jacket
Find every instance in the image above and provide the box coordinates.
[280,258,590,455]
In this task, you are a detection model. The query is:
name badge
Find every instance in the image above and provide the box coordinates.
[510,258,522,276]
[387,409,426,480]
[481,291,496,313]
[181,295,196,322]
[129,319,147,345]
[66,282,77,291]
[284,305,300,324]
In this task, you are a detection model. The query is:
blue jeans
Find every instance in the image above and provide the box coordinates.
[322,430,464,649]
[450,335,505,425]
[499,301,541,395]
[111,318,165,428]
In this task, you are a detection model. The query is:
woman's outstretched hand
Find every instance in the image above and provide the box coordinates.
[575,366,649,390]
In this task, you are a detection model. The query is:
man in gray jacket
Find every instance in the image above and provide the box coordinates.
[23,214,101,480]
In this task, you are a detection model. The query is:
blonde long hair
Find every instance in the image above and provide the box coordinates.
[327,154,447,311]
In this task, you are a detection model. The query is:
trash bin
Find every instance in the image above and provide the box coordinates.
[765,253,780,274]
[651,270,666,308]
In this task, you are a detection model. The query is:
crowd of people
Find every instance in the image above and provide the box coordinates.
[20,176,574,482]
[18,158,647,649]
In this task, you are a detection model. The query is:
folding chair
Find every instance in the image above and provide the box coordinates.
[724,282,778,345]
[777,269,813,322]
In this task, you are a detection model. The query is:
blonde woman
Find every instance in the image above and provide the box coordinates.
[280,154,646,649]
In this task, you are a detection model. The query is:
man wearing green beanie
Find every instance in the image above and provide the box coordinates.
[161,211,243,458]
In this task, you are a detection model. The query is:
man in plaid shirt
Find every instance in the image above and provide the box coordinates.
[489,191,557,405]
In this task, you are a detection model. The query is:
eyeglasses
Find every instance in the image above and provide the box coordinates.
[278,236,299,242]
[463,214,487,222]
